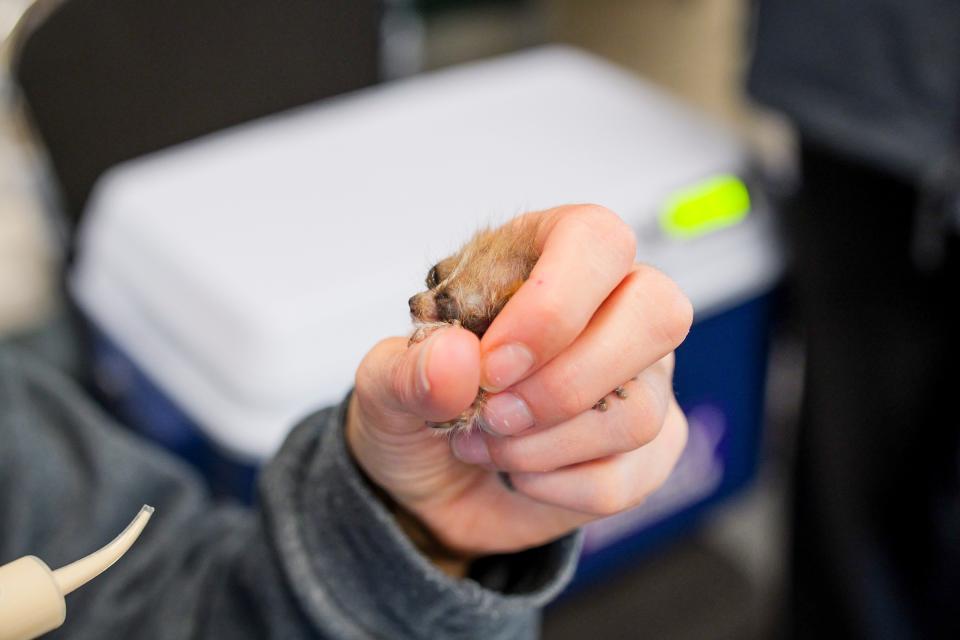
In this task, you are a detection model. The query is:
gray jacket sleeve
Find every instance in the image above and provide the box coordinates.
[0,346,580,639]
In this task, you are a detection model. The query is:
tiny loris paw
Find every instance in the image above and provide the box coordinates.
[427,390,489,435]
[592,378,637,412]
[409,321,455,346]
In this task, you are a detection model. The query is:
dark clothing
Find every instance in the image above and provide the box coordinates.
[749,0,960,182]
[0,346,578,639]
[782,144,960,639]
[750,3,960,637]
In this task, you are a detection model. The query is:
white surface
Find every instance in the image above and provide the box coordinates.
[72,46,782,460]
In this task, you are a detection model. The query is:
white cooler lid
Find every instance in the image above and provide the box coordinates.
[72,46,782,461]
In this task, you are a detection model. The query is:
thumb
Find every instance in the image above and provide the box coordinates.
[355,326,481,427]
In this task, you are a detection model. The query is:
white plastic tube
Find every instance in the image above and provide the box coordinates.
[0,505,154,640]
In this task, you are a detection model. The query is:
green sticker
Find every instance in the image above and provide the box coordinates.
[660,175,750,239]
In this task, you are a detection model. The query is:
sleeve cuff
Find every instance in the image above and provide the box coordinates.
[258,396,582,639]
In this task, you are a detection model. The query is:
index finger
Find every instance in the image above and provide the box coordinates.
[479,204,637,392]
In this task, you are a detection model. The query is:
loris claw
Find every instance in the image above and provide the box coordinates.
[408,218,630,434]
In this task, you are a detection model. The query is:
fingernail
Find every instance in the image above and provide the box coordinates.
[482,392,534,435]
[415,328,447,396]
[451,430,491,465]
[482,343,535,392]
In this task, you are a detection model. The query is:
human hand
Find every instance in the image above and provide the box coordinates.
[346,205,692,575]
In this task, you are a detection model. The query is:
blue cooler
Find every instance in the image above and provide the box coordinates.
[70,47,782,583]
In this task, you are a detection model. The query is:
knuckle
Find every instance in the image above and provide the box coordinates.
[646,410,688,491]
[355,339,393,393]
[667,290,695,347]
[676,409,690,451]
[551,391,588,424]
[573,203,618,222]
[609,219,639,266]
[568,205,637,269]
[615,393,661,451]
[534,289,583,342]
[659,351,677,376]
[488,441,530,472]
[584,471,633,516]
[354,352,375,392]
[389,365,413,408]
[670,405,690,457]
[610,418,646,453]
[633,266,693,349]
[539,363,588,419]
[554,390,587,422]
[353,338,416,415]
[388,356,420,410]
[647,458,675,498]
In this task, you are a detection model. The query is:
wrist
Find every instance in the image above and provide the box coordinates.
[372,483,475,579]
[345,393,475,578]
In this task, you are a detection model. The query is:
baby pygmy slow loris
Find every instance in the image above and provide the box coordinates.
[408,218,629,434]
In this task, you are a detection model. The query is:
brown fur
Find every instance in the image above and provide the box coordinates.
[409,219,540,341]
[408,217,631,434]
[408,219,540,433]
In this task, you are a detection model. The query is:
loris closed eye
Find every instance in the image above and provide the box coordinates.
[426,265,441,289]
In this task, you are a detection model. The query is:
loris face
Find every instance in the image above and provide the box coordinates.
[408,223,539,339]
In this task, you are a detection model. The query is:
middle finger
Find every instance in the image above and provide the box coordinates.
[453,358,674,472]
[481,264,691,435]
